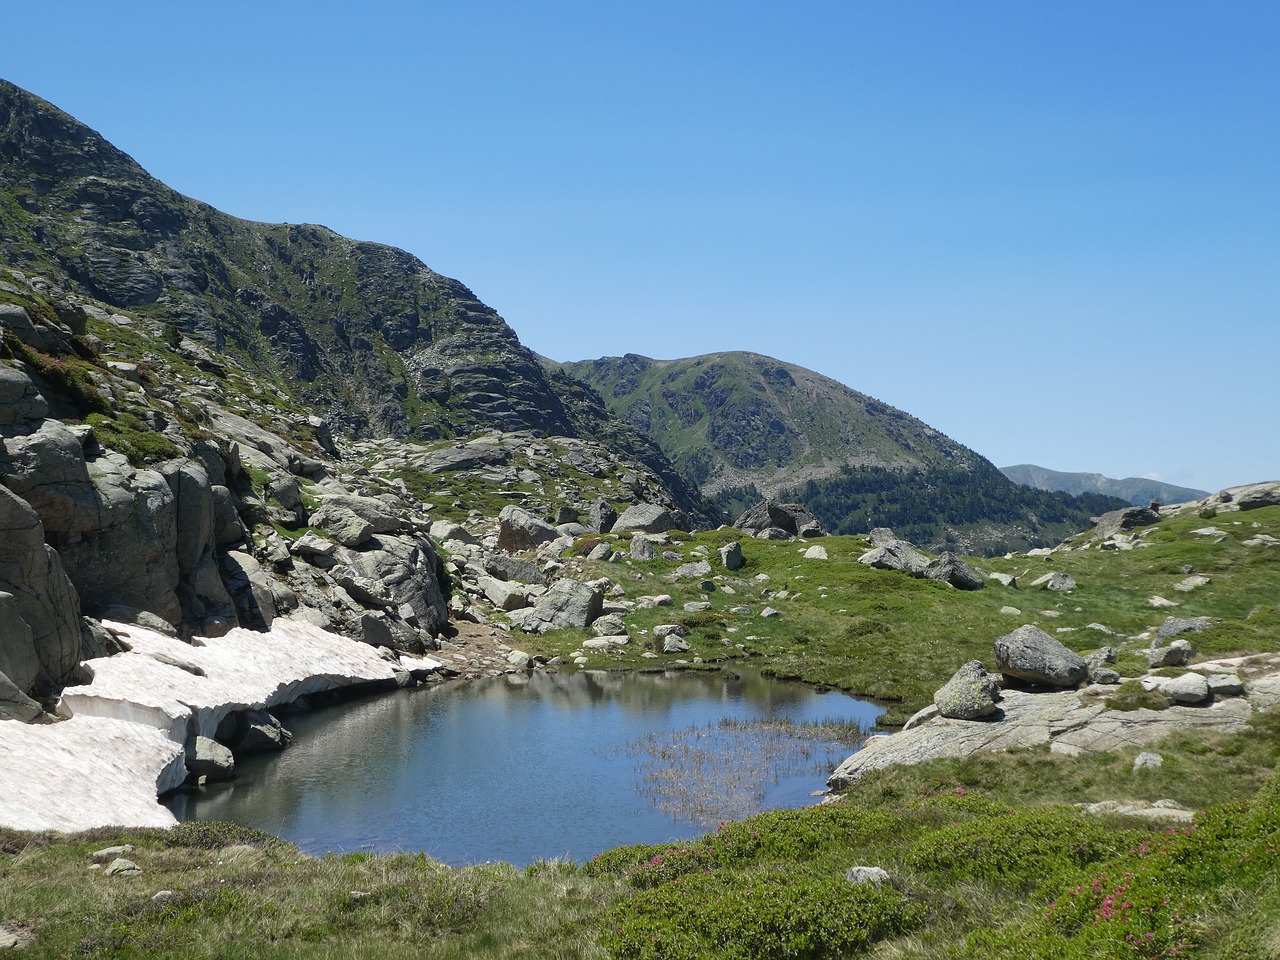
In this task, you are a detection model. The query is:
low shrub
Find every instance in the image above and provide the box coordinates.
[1105,680,1170,712]
[908,806,1143,892]
[601,869,924,960]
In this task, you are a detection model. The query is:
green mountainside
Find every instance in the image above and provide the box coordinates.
[0,79,706,518]
[1001,463,1209,506]
[558,352,1127,553]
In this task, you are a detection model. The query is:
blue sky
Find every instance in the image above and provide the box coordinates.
[6,1,1277,492]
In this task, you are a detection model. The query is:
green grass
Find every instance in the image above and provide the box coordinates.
[510,506,1280,725]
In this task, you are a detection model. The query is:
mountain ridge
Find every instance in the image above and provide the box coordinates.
[557,351,1129,552]
[1000,463,1209,507]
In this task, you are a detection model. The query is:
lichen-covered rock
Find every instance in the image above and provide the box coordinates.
[994,624,1088,688]
[934,660,1000,719]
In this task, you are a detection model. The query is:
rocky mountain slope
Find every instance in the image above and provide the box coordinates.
[1001,463,1208,506]
[0,79,704,520]
[558,352,1128,553]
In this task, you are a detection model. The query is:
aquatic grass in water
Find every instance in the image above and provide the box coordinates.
[620,717,869,826]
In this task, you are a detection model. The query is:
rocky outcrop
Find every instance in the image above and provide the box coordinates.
[829,653,1280,790]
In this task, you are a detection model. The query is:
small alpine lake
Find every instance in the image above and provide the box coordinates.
[166,667,883,865]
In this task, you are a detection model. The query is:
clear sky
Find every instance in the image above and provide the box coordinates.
[5,2,1277,492]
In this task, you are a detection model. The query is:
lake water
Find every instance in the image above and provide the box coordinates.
[165,667,883,866]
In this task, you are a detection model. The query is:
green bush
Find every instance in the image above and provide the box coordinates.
[908,807,1142,891]
[588,804,901,888]
[1104,680,1170,712]
[163,820,283,850]
[601,870,924,960]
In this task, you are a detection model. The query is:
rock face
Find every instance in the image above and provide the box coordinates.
[993,625,1088,688]
[933,660,1001,719]
[0,485,83,696]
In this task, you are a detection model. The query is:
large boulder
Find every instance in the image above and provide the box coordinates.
[315,494,404,534]
[614,503,686,534]
[1156,616,1213,641]
[496,506,562,552]
[1234,482,1280,511]
[631,536,661,561]
[0,669,43,722]
[587,498,618,534]
[509,578,603,633]
[923,553,985,590]
[1091,505,1161,541]
[482,553,547,586]
[993,625,1088,688]
[339,534,450,636]
[858,540,929,576]
[0,365,50,426]
[934,660,1001,719]
[1030,571,1077,592]
[309,503,374,548]
[735,499,825,538]
[719,541,744,571]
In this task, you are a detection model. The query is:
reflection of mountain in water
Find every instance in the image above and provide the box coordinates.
[166,668,883,865]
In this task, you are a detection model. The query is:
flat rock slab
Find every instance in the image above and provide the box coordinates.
[828,684,1256,790]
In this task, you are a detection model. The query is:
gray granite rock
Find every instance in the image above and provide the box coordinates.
[994,624,1088,688]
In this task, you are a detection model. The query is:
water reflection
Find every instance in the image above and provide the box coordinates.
[166,667,882,865]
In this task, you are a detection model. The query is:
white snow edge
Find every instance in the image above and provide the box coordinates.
[0,619,441,833]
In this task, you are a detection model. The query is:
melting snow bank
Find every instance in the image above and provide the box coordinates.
[0,619,443,833]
